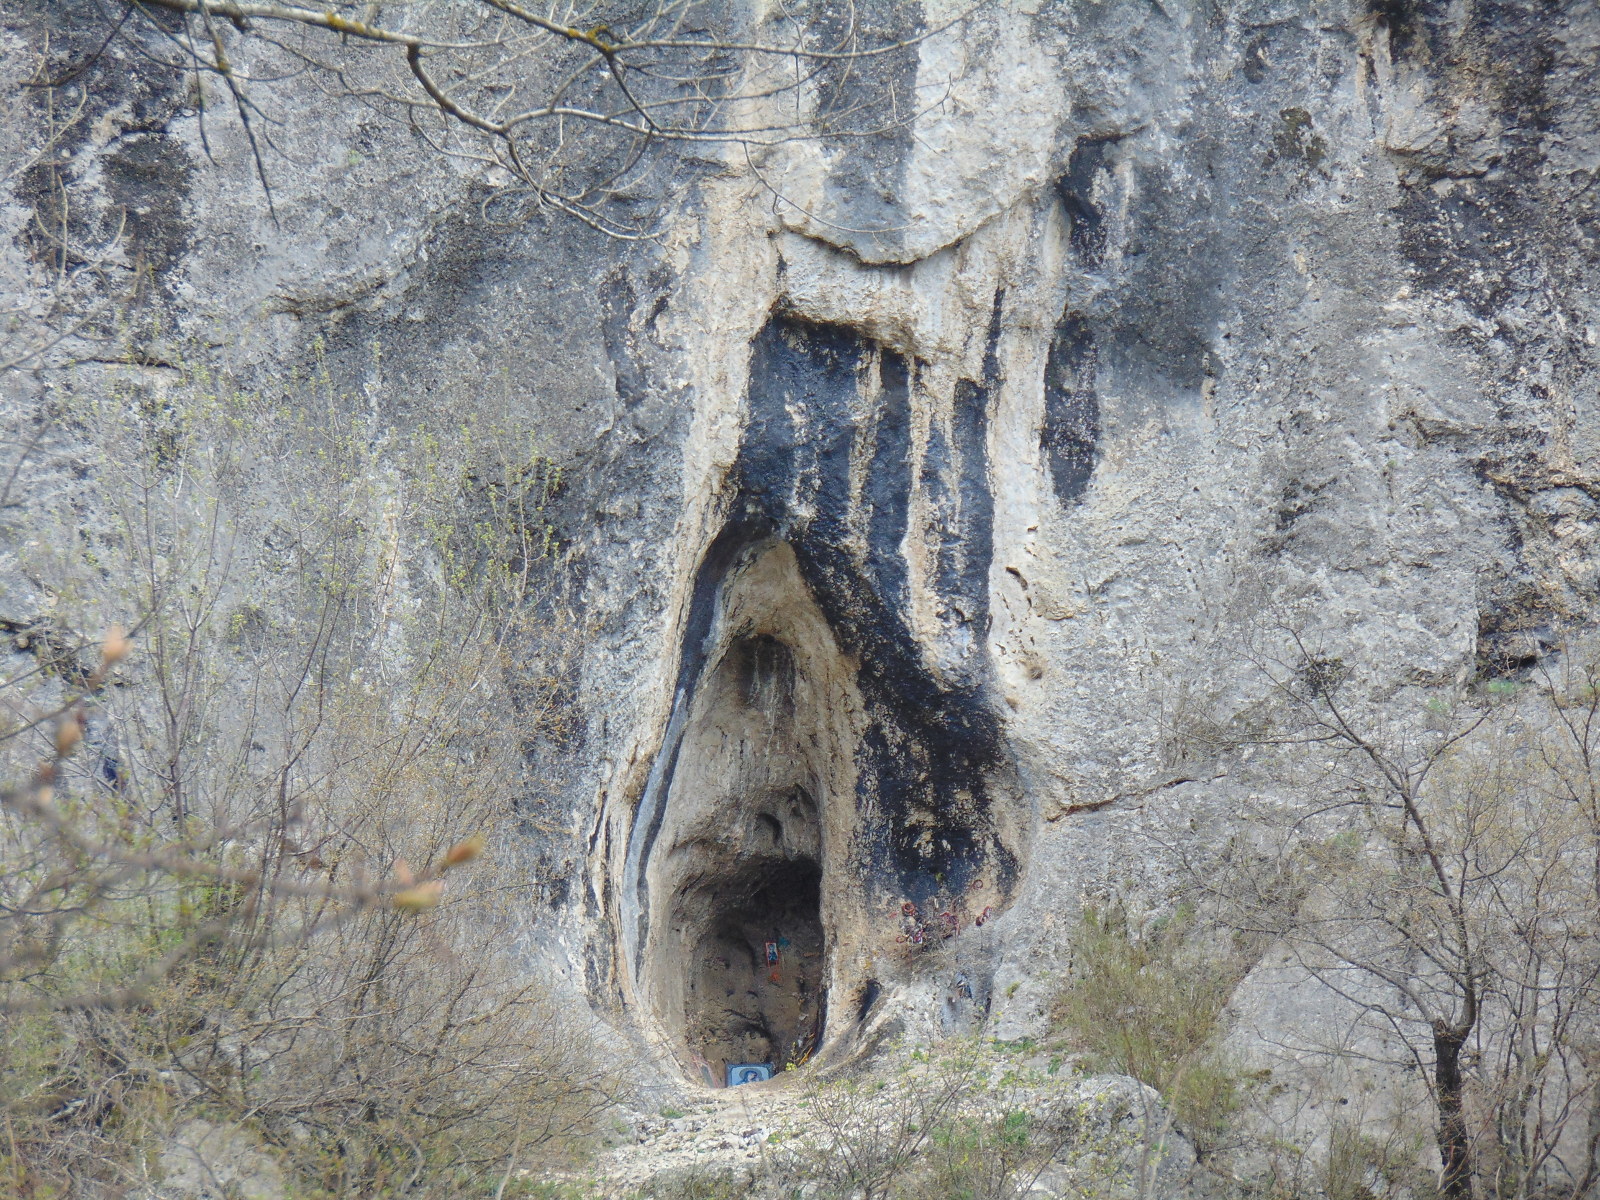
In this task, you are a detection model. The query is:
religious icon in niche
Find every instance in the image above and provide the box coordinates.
[727,1062,774,1087]
[765,941,780,965]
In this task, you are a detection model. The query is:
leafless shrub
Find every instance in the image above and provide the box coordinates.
[1188,627,1600,1200]
[0,351,619,1195]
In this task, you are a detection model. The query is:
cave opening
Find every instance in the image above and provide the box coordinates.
[681,855,826,1085]
[614,326,1031,1083]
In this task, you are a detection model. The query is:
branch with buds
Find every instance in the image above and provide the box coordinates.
[64,0,982,238]
[1,626,491,1012]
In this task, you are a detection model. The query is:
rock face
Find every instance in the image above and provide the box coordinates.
[4,0,1599,1117]
[137,1121,287,1200]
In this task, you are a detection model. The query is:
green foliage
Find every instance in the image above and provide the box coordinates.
[782,1038,1152,1200]
[1319,1120,1433,1200]
[1049,904,1246,1154]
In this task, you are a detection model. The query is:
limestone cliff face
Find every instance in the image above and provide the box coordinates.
[4,0,1598,1085]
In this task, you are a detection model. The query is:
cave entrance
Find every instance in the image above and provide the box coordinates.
[683,857,825,1085]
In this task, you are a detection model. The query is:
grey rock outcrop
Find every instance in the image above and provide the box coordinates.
[136,1120,287,1200]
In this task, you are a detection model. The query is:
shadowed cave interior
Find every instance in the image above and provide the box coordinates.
[646,604,843,1086]
[680,855,825,1082]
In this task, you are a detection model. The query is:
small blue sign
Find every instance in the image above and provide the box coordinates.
[727,1062,774,1087]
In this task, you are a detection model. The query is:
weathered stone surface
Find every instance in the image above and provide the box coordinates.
[582,1068,1209,1199]
[138,1120,287,1200]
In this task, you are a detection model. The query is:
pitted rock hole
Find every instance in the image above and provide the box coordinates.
[681,854,825,1079]
[731,633,795,713]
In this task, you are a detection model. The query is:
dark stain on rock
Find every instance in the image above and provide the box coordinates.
[1392,3,1566,314]
[812,0,925,251]
[943,377,993,616]
[1056,136,1119,268]
[1241,34,1273,84]
[865,349,913,613]
[15,6,191,285]
[1475,600,1556,680]
[1367,0,1436,59]
[921,414,958,586]
[730,633,797,713]
[935,295,1000,626]
[724,315,1013,901]
[854,979,882,1023]
[1041,315,1100,507]
[1095,147,1227,400]
[1275,475,1332,533]
[1397,182,1531,317]
[598,271,648,409]
[1269,107,1328,174]
[920,304,996,633]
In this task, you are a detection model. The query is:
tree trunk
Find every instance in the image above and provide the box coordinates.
[1434,1021,1475,1200]
[1570,1089,1600,1200]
